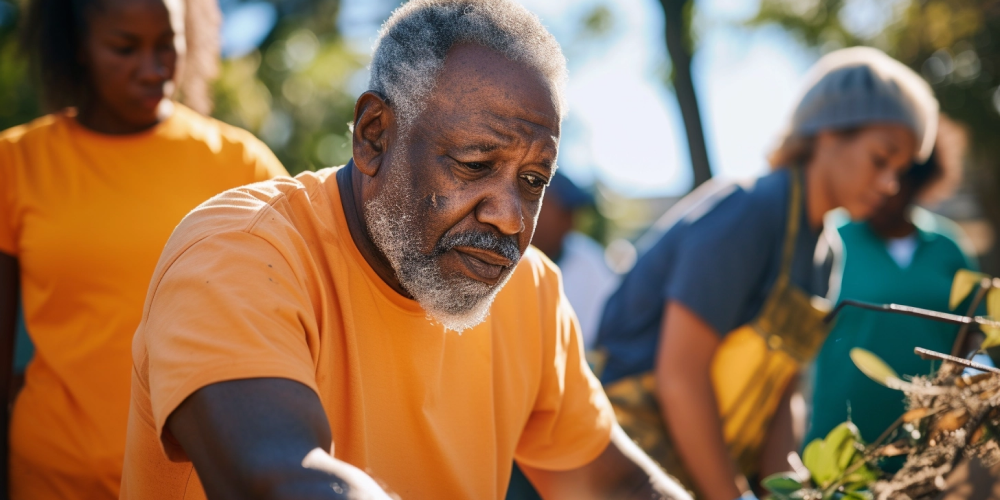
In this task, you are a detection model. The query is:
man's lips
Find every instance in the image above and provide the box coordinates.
[453,246,513,281]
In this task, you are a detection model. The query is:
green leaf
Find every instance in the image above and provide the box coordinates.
[982,325,1000,350]
[988,287,1000,319]
[842,464,878,485]
[802,439,825,479]
[841,491,873,500]
[950,269,987,310]
[850,349,900,388]
[763,473,803,496]
[802,424,860,489]
[983,288,1000,350]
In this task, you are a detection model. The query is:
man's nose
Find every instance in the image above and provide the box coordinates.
[474,183,525,236]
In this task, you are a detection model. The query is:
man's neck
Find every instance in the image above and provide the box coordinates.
[336,162,413,298]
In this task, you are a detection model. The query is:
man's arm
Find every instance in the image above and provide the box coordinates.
[167,378,392,500]
[0,252,18,499]
[656,301,749,500]
[519,425,692,500]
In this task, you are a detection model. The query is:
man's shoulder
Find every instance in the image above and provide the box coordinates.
[162,169,337,262]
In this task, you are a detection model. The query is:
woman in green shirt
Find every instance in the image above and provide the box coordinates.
[808,127,975,451]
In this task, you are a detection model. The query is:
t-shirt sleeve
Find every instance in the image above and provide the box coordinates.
[0,140,17,255]
[515,268,615,471]
[664,194,778,336]
[143,230,319,460]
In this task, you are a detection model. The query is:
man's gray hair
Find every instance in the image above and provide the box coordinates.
[369,0,567,129]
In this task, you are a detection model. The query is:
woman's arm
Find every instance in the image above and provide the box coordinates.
[656,300,749,500]
[758,374,801,481]
[0,252,18,498]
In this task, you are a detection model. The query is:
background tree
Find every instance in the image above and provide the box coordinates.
[751,0,1000,273]
[212,0,364,174]
[0,1,41,132]
[660,0,714,188]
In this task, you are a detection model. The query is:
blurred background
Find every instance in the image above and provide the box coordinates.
[1,0,997,274]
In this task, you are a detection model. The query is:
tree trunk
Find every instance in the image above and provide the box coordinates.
[659,0,713,189]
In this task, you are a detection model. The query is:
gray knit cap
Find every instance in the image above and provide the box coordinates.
[790,46,939,162]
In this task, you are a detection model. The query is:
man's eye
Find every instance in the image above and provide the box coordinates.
[464,162,488,172]
[522,173,547,189]
[112,46,136,56]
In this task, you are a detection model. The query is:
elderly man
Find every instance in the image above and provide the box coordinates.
[119,1,690,499]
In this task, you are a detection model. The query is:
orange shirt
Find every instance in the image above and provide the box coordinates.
[0,104,287,500]
[120,167,614,500]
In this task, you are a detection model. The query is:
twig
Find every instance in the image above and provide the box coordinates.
[914,348,1000,374]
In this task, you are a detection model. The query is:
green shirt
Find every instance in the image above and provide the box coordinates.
[808,208,976,448]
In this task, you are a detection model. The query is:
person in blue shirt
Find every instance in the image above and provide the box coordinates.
[594,47,940,500]
[808,124,976,455]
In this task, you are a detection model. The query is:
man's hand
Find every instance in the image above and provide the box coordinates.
[167,378,392,500]
[518,425,692,500]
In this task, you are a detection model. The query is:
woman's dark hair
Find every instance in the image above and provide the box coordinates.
[903,150,942,194]
[19,0,221,114]
[19,0,94,111]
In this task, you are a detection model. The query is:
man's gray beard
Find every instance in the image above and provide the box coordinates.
[363,165,520,333]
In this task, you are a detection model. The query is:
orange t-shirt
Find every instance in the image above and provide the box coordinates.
[0,104,288,500]
[120,167,615,500]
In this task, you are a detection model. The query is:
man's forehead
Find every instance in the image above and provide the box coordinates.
[444,113,559,159]
[427,44,561,133]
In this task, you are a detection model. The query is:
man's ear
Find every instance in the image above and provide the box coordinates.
[352,91,395,178]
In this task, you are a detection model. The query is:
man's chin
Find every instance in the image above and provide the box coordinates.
[411,274,512,333]
[424,300,493,333]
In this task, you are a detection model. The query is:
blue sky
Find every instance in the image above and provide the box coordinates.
[227,0,825,197]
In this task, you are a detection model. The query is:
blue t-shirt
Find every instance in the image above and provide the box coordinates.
[596,169,831,384]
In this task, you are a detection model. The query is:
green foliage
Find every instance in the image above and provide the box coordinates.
[0,0,42,132]
[749,0,860,50]
[761,473,805,498]
[765,423,878,500]
[949,269,988,310]
[581,5,614,38]
[850,348,901,388]
[211,0,366,174]
[750,0,1000,146]
[946,269,1000,349]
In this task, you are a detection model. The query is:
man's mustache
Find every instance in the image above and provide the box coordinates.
[434,230,521,264]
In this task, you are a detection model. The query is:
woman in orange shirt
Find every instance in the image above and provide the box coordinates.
[0,0,288,497]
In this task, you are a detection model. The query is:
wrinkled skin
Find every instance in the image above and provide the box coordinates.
[171,43,691,500]
[343,43,560,297]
